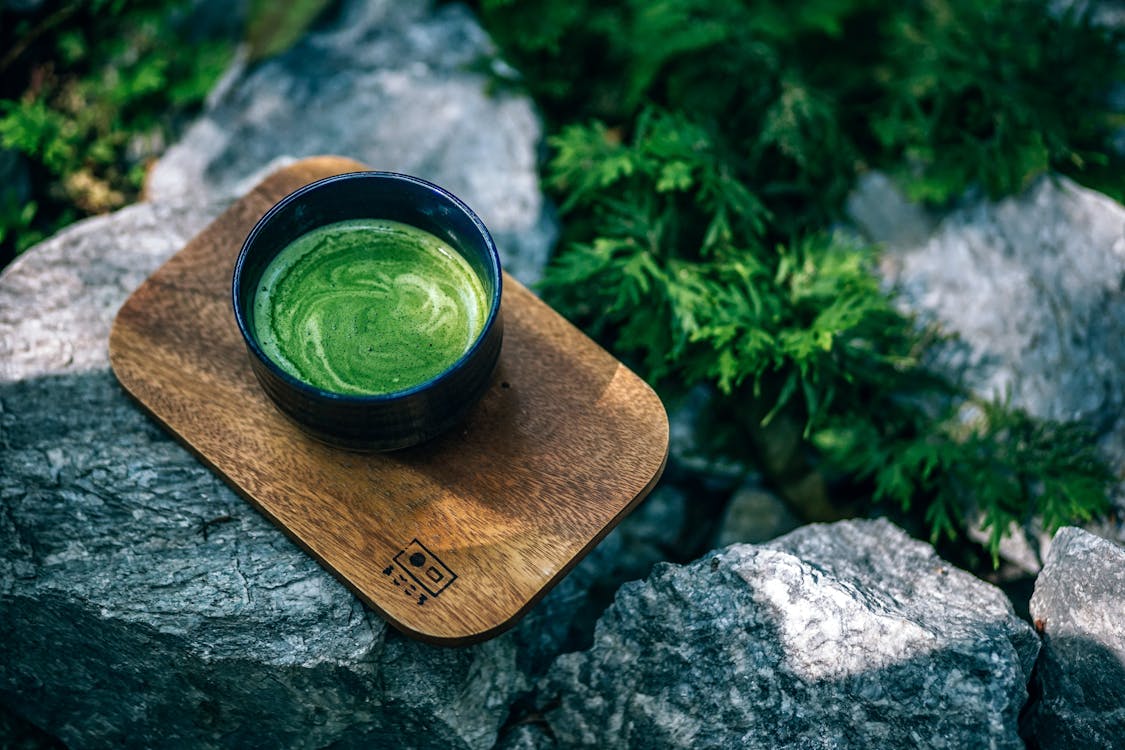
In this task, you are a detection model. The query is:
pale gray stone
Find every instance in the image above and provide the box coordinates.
[852,174,1125,466]
[0,200,228,382]
[542,519,1039,749]
[1029,526,1125,749]
[146,0,556,286]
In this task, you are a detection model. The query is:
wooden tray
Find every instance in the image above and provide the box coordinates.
[109,157,668,645]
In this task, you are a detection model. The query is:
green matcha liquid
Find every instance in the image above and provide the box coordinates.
[252,219,488,395]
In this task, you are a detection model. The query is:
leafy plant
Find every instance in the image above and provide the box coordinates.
[545,109,908,413]
[479,0,1120,561]
[872,0,1125,203]
[0,1,347,265]
[0,1,233,263]
[0,191,41,252]
[818,397,1113,567]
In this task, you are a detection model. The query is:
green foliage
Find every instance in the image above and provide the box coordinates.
[482,0,871,231]
[0,1,233,258]
[0,0,343,260]
[546,109,911,419]
[0,191,42,252]
[480,0,1121,562]
[817,398,1114,567]
[542,106,1115,562]
[872,0,1125,203]
[484,0,1123,213]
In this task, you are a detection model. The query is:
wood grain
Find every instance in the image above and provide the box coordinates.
[108,157,668,645]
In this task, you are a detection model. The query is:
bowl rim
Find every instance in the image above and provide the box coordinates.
[231,170,503,404]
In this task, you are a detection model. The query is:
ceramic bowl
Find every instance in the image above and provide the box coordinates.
[232,171,503,451]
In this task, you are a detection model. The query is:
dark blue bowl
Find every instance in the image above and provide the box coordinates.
[232,171,503,451]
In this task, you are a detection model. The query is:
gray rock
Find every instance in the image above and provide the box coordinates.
[849,172,1125,536]
[0,200,228,382]
[851,173,1125,463]
[844,172,936,249]
[714,483,801,547]
[146,0,556,286]
[1029,526,1125,749]
[541,519,1039,749]
[0,200,553,748]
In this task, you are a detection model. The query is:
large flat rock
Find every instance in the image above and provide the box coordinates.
[0,200,542,749]
[0,201,226,381]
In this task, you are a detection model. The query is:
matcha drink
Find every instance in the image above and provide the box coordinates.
[252,219,488,396]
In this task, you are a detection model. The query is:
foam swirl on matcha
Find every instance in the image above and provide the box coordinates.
[252,219,488,395]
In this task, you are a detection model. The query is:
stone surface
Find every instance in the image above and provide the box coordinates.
[1029,526,1125,749]
[0,201,228,381]
[541,519,1039,749]
[0,202,555,749]
[714,483,801,547]
[0,5,568,744]
[146,0,555,286]
[849,172,1125,534]
[844,171,936,250]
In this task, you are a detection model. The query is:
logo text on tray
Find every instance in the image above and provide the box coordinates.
[383,538,458,606]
